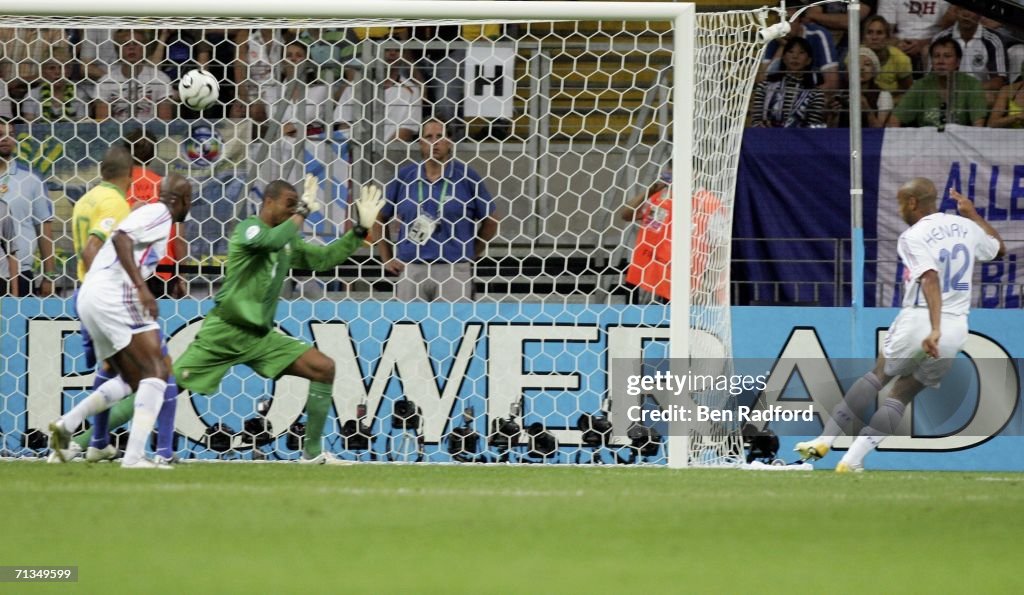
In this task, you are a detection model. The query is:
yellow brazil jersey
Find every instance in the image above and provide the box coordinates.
[71,181,130,282]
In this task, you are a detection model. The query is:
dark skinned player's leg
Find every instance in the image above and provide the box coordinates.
[281,348,336,459]
[105,330,169,466]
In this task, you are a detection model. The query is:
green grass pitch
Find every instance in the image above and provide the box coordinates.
[2,462,1022,593]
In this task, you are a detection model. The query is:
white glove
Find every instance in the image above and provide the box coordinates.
[353,184,384,230]
[296,174,322,217]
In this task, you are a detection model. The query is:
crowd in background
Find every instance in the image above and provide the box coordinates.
[0,24,503,140]
[749,1,1024,129]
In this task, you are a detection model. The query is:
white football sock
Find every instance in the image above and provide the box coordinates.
[122,378,167,465]
[842,398,906,467]
[61,375,133,432]
[820,371,883,447]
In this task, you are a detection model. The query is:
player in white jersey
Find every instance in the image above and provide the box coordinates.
[795,178,1004,471]
[49,174,192,469]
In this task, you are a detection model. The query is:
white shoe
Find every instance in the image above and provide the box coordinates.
[86,444,118,463]
[121,458,174,470]
[46,441,83,464]
[153,455,179,466]
[47,420,73,462]
[299,451,354,466]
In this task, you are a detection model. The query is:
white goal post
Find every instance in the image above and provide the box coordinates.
[0,0,775,467]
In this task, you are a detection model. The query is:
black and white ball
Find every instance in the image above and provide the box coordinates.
[177,69,220,111]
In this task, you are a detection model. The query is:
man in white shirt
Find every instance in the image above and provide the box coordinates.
[335,47,423,142]
[933,6,1007,105]
[94,29,174,122]
[796,178,1004,472]
[49,174,192,469]
[877,0,954,70]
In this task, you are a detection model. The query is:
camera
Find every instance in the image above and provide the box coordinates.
[447,407,481,462]
[525,422,558,461]
[626,423,662,459]
[392,398,421,431]
[577,412,613,447]
[205,422,235,453]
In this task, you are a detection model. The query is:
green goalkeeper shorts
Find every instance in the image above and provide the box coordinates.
[173,313,312,395]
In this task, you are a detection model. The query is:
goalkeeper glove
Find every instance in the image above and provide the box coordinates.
[352,184,384,238]
[295,174,322,217]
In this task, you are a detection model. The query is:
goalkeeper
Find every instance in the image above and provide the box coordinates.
[173,176,384,464]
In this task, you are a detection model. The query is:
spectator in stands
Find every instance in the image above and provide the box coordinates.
[0,28,74,105]
[274,41,333,139]
[987,63,1024,128]
[154,29,190,83]
[296,28,360,90]
[238,29,283,118]
[863,15,913,102]
[265,40,339,234]
[934,6,1007,107]
[123,128,187,297]
[890,36,988,127]
[94,29,174,122]
[79,29,120,82]
[235,29,286,123]
[760,3,841,93]
[376,118,499,301]
[21,58,90,122]
[0,195,17,296]
[0,79,11,119]
[876,0,955,73]
[335,46,423,142]
[803,0,877,56]
[1009,44,1024,84]
[835,47,893,128]
[750,37,827,128]
[0,118,57,296]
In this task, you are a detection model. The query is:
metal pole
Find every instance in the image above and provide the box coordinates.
[848,0,865,355]
[667,8,697,469]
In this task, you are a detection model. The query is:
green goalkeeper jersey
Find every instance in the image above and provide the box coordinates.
[211,217,364,333]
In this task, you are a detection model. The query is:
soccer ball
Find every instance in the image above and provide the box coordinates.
[177,69,219,111]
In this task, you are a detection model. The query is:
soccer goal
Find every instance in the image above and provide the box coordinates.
[0,1,773,467]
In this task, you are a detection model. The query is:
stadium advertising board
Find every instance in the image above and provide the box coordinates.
[2,299,1021,470]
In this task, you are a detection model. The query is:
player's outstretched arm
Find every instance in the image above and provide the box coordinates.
[292,184,386,272]
[952,188,1006,258]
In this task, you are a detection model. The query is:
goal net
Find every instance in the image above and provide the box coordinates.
[0,1,770,467]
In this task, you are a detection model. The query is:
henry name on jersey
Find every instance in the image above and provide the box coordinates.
[921,220,970,245]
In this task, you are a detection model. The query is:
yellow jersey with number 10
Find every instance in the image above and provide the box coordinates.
[71,181,130,282]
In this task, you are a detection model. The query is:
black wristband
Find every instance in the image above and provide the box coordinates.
[352,224,368,238]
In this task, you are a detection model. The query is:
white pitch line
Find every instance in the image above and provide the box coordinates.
[1,480,586,499]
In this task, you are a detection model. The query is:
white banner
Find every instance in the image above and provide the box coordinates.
[876,126,1024,309]
[463,43,515,118]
